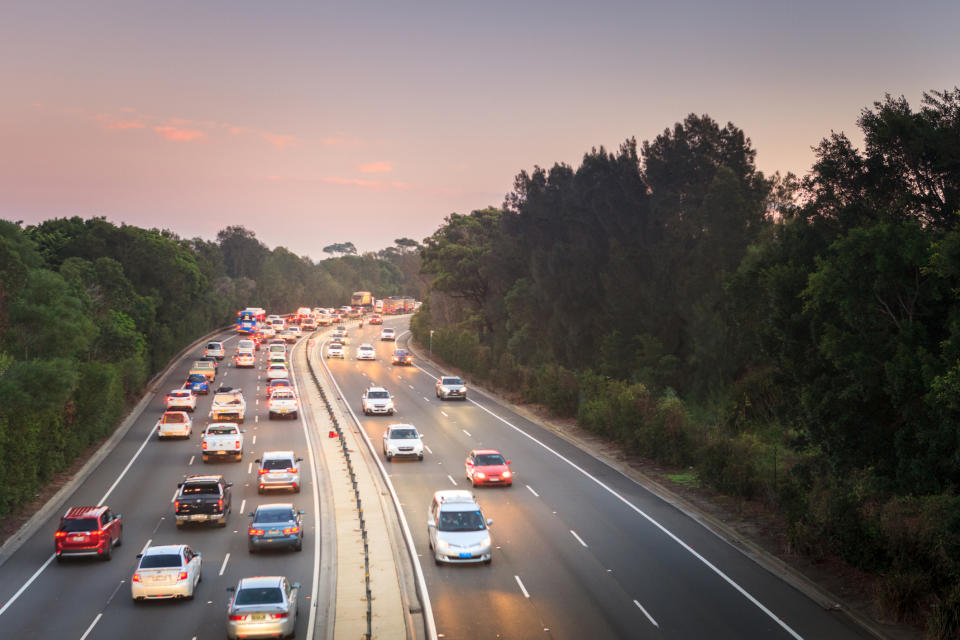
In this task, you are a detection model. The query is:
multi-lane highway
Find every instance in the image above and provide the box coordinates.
[0,330,329,639]
[323,317,875,640]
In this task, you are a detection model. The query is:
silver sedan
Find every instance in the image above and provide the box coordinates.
[227,576,299,639]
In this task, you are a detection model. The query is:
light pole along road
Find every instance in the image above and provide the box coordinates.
[323,316,874,640]
[0,329,332,640]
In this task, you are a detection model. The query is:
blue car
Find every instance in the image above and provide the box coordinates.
[247,503,304,553]
[185,374,210,395]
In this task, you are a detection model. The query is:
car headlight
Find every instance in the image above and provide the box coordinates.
[475,471,486,479]
[479,536,491,548]
[502,471,512,478]
[436,539,450,549]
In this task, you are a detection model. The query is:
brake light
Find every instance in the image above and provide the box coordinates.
[132,573,142,583]
[259,468,269,474]
[165,396,171,403]
[249,528,265,535]
[282,526,300,535]
[177,571,188,581]
[217,498,224,512]
[174,500,180,510]
[201,442,208,450]
[234,440,240,448]
[269,613,289,619]
[286,468,297,473]
[229,615,245,621]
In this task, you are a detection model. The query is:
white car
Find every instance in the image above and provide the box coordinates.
[234,351,256,368]
[266,363,289,380]
[380,328,396,341]
[204,341,225,360]
[382,424,423,461]
[436,376,467,400]
[288,325,302,338]
[201,423,244,462]
[361,387,395,415]
[156,411,193,439]
[427,491,493,565]
[260,325,276,338]
[165,389,197,412]
[268,389,299,419]
[356,344,376,360]
[209,386,246,423]
[326,343,344,359]
[131,544,202,601]
[237,339,256,352]
[268,351,287,364]
[256,451,303,493]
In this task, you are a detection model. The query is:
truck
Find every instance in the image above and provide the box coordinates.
[381,297,402,314]
[301,315,317,331]
[267,389,299,420]
[174,475,233,528]
[190,360,216,382]
[201,423,244,462]
[351,291,374,309]
[209,387,246,423]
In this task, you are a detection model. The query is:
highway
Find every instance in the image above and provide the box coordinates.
[322,317,874,640]
[0,330,330,640]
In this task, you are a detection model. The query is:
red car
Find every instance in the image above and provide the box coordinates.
[368,315,383,325]
[55,505,123,561]
[266,378,292,398]
[465,449,513,487]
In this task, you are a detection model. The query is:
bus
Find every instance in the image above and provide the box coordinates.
[351,291,374,309]
[236,309,258,334]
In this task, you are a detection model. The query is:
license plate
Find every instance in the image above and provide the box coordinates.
[216,450,227,455]
[71,535,88,541]
[266,530,280,537]
[489,478,500,482]
[190,514,206,521]
[458,552,472,558]
[251,614,265,621]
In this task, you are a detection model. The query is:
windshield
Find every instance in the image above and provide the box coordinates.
[161,413,186,423]
[207,343,220,349]
[181,483,219,495]
[254,509,295,524]
[368,391,389,399]
[235,587,283,605]
[188,375,206,383]
[208,426,237,435]
[389,429,417,440]
[476,454,506,466]
[263,458,294,470]
[438,510,486,532]
[443,378,462,386]
[140,553,182,568]
[60,518,98,532]
[214,395,241,404]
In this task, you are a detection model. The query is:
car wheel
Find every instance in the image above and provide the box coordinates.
[385,453,392,461]
[291,412,298,419]
[115,533,122,547]
[268,413,274,420]
[218,515,228,528]
[258,485,264,494]
[418,454,424,461]
[248,545,256,554]
[434,555,442,566]
[176,521,184,529]
[295,540,303,552]
[102,542,112,561]
[56,555,64,563]
[202,455,209,464]
[484,558,492,565]
[294,485,301,493]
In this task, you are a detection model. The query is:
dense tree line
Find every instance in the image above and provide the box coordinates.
[412,89,960,634]
[0,219,420,518]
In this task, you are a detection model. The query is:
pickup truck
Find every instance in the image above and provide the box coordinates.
[268,389,299,420]
[189,360,216,382]
[209,387,246,423]
[201,423,244,462]
[174,475,232,528]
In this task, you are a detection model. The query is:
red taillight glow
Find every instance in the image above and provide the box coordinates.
[286,468,297,473]
[217,499,224,511]
[201,442,208,450]
[258,468,269,475]
[269,613,289,619]
[132,573,142,583]
[165,396,171,403]
[234,440,240,448]
[249,528,265,535]
[177,571,188,581]
[55,531,67,538]
[229,615,245,621]
[282,526,300,535]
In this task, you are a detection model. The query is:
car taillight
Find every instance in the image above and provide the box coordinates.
[177,571,188,581]
[201,441,208,450]
[132,573,142,583]
[217,499,224,511]
[259,468,269,474]
[165,396,171,403]
[249,528,265,535]
[229,614,245,621]
[55,531,67,538]
[234,440,241,448]
[174,500,180,510]
[268,613,289,619]
[286,467,297,473]
[282,526,300,535]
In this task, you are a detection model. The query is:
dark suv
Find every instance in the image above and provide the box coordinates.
[55,506,123,561]
[175,475,233,528]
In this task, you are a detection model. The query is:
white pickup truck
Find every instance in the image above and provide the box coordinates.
[209,387,246,423]
[268,389,299,420]
[201,423,244,462]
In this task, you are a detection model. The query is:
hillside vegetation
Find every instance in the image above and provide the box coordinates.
[412,89,960,635]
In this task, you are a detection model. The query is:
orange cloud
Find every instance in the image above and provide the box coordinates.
[354,161,392,173]
[154,126,206,141]
[108,120,146,129]
[119,107,136,113]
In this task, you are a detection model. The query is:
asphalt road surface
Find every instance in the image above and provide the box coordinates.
[0,330,328,640]
[322,317,874,640]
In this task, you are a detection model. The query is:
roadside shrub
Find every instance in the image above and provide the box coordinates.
[697,431,767,499]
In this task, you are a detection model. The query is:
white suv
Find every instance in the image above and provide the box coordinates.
[382,424,423,461]
[361,387,395,415]
[427,490,492,565]
[255,451,303,493]
[380,328,395,341]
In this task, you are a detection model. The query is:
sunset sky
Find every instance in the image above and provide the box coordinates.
[2,0,957,258]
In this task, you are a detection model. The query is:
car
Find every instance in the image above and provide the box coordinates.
[251,332,263,349]
[55,506,123,561]
[380,328,396,341]
[382,424,423,461]
[190,360,216,382]
[329,335,346,347]
[235,351,256,368]
[131,544,202,602]
[436,376,467,400]
[368,315,383,325]
[466,449,513,487]
[237,339,256,352]
[204,341,225,360]
[268,351,287,365]
[247,503,305,552]
[427,490,493,565]
[288,325,302,338]
[336,327,349,337]
[268,389,299,419]
[156,410,193,439]
[259,324,276,339]
[174,474,233,527]
[266,378,292,398]
[227,576,299,640]
[199,354,220,370]
[165,388,197,412]
[391,349,413,366]
[209,386,246,423]
[356,344,376,360]
[361,387,395,415]
[256,451,304,493]
[185,374,210,394]
[266,363,289,380]
[201,423,244,462]
[326,343,344,359]
[280,329,297,344]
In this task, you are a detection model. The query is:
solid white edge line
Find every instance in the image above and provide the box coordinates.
[140,539,152,556]
[462,429,471,437]
[515,575,530,598]
[289,338,323,640]
[78,612,103,640]
[320,334,438,640]
[570,530,588,548]
[0,554,55,617]
[447,475,457,486]
[170,489,178,503]
[635,599,660,628]
[219,552,230,576]
[526,485,539,498]
[410,359,804,640]
[97,413,160,506]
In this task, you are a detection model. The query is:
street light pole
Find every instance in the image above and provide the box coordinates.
[429,330,434,359]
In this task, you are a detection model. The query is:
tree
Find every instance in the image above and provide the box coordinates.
[322,242,357,256]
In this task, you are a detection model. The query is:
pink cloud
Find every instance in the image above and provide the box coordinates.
[108,120,146,130]
[354,161,392,173]
[322,176,411,191]
[260,132,298,149]
[154,126,206,142]
[119,107,136,113]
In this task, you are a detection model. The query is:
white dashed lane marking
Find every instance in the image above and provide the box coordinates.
[447,475,457,486]
[515,575,530,598]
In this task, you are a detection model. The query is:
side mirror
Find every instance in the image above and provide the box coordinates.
[226,586,235,593]
[292,582,301,590]
[136,553,143,559]
[226,482,234,487]
[506,460,512,465]
[247,512,255,517]
[296,457,303,462]
[177,482,183,488]
[241,429,246,433]
[487,518,494,527]
[299,510,306,515]
[255,459,261,463]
